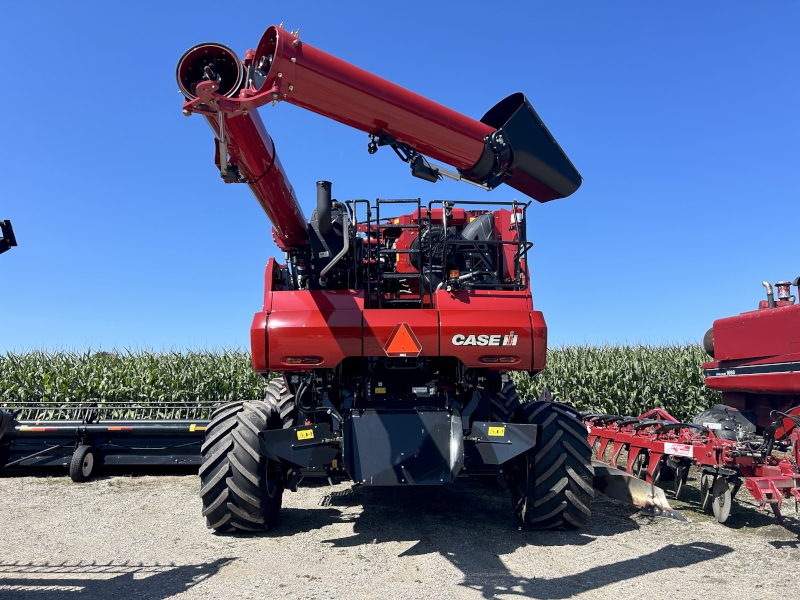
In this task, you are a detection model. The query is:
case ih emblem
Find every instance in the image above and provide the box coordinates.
[451,332,519,346]
[384,323,422,357]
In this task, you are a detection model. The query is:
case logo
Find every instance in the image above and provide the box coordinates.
[451,332,519,347]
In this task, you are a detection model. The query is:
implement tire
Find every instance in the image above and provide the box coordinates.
[69,444,95,483]
[510,399,594,530]
[199,391,287,533]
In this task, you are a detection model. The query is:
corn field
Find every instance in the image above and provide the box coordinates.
[514,344,719,422]
[0,345,718,422]
[0,349,270,407]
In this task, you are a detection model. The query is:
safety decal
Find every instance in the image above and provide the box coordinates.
[663,442,693,457]
[488,426,506,437]
[297,429,314,440]
[384,322,422,357]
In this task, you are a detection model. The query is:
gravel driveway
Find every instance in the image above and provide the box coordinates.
[0,471,798,599]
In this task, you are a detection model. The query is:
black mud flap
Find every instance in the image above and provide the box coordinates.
[343,410,463,486]
[466,422,538,465]
[259,423,341,468]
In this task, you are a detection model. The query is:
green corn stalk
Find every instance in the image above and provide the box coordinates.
[1,345,719,423]
[513,343,720,422]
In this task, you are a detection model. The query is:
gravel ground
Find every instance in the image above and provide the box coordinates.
[0,470,798,600]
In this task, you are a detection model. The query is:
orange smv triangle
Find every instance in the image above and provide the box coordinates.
[384,322,422,357]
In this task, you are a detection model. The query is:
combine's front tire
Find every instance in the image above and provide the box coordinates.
[268,376,297,429]
[490,379,520,423]
[510,397,594,530]
[199,387,290,533]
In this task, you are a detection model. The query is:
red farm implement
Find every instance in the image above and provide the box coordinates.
[584,405,800,523]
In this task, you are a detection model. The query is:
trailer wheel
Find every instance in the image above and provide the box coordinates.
[510,399,594,530]
[198,394,288,533]
[69,445,94,483]
[711,477,732,523]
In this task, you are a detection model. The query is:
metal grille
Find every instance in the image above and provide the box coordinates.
[1,401,224,422]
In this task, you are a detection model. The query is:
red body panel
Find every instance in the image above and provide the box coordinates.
[531,311,547,373]
[255,26,492,172]
[703,298,800,428]
[704,303,800,395]
[250,287,542,373]
[250,312,269,373]
[437,291,533,370]
[706,372,800,394]
[712,303,800,363]
[267,291,364,370]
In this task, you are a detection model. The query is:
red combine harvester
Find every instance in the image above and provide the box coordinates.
[175,24,599,533]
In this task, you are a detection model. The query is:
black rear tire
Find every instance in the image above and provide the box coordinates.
[69,444,94,483]
[199,385,291,532]
[509,398,594,530]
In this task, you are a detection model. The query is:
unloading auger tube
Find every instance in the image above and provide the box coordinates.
[0,220,17,255]
[175,26,583,248]
[174,24,677,535]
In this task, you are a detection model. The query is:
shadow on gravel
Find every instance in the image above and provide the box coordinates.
[0,465,199,480]
[290,479,734,599]
[0,558,234,600]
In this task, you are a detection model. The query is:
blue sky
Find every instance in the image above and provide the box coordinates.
[1,1,798,351]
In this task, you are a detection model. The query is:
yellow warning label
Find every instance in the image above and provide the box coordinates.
[189,424,207,432]
[331,459,338,469]
[297,429,314,440]
[375,387,387,394]
[488,426,506,437]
